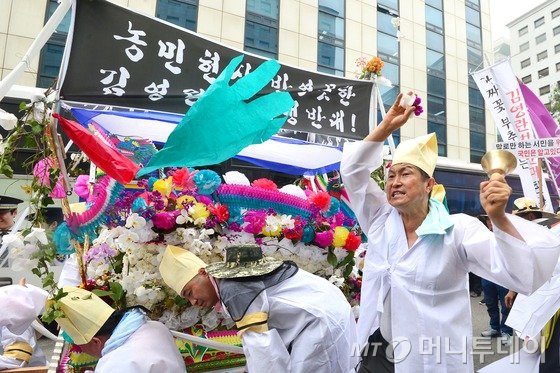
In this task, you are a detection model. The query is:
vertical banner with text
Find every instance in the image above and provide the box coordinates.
[472,60,553,211]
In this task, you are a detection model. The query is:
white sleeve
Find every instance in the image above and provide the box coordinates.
[0,285,47,335]
[460,214,560,295]
[340,141,392,238]
[237,291,291,372]
[57,254,81,288]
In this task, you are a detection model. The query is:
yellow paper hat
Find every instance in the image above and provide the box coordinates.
[54,287,115,345]
[392,133,438,177]
[159,245,207,295]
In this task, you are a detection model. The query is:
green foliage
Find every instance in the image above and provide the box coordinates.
[371,164,386,190]
[551,82,560,124]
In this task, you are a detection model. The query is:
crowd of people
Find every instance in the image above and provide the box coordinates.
[1,92,560,372]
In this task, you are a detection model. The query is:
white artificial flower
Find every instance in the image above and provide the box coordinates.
[0,110,17,131]
[125,213,146,229]
[1,234,24,249]
[328,274,345,287]
[24,228,48,245]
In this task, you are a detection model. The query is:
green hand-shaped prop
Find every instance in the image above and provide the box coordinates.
[137,55,295,177]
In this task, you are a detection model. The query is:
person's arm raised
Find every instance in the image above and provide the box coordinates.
[364,91,416,142]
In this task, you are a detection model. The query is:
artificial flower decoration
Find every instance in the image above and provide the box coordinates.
[413,95,424,116]
[153,177,173,197]
[73,175,92,200]
[309,191,331,212]
[33,157,66,198]
[193,170,222,195]
[172,168,198,190]
[356,56,385,80]
[252,178,278,191]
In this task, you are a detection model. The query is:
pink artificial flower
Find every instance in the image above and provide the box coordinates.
[252,178,278,190]
[33,157,66,199]
[314,230,334,247]
[74,175,92,200]
[243,210,267,234]
[152,212,177,231]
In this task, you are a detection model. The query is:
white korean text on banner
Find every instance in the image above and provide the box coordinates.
[59,0,374,140]
[472,60,553,211]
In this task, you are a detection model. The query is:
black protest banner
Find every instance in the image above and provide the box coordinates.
[59,0,373,140]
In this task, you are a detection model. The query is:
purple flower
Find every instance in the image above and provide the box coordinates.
[413,95,423,116]
[84,243,117,262]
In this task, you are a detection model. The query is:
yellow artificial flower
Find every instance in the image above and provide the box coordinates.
[176,194,196,207]
[332,226,350,247]
[153,177,173,197]
[21,185,33,194]
[189,203,210,221]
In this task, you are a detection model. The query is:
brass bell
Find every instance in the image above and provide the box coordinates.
[481,149,517,177]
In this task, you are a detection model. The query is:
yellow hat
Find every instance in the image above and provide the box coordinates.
[392,133,438,177]
[54,287,115,345]
[159,245,207,295]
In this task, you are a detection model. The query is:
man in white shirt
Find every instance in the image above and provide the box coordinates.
[340,91,560,372]
[159,244,358,373]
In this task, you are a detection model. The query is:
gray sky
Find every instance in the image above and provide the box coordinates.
[490,0,549,40]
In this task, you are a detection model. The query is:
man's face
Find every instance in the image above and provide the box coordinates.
[0,210,16,230]
[180,271,219,308]
[77,336,105,357]
[385,164,433,209]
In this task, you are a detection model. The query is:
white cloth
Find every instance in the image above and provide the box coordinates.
[0,325,45,370]
[229,269,358,373]
[57,254,81,288]
[477,348,540,373]
[506,258,560,340]
[93,321,186,373]
[340,140,560,373]
[0,284,47,335]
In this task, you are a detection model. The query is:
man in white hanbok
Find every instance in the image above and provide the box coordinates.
[159,244,358,373]
[0,279,48,370]
[54,286,186,373]
[340,92,560,372]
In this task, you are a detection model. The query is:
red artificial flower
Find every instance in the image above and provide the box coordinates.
[344,232,362,252]
[172,168,198,190]
[252,178,278,190]
[309,191,331,212]
[208,203,229,223]
[283,217,304,240]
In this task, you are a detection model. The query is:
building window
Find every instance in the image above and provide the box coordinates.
[540,85,551,95]
[156,0,198,31]
[537,50,548,61]
[245,0,279,59]
[317,0,345,75]
[554,25,560,36]
[37,0,71,88]
[553,7,560,19]
[534,16,545,28]
[519,25,528,36]
[377,3,400,143]
[556,44,560,54]
[538,67,549,78]
[521,58,530,68]
[557,62,560,71]
[536,33,546,44]
[522,74,532,83]
[519,41,529,52]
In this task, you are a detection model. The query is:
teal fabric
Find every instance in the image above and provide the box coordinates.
[101,308,147,356]
[137,55,295,176]
[416,198,454,236]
